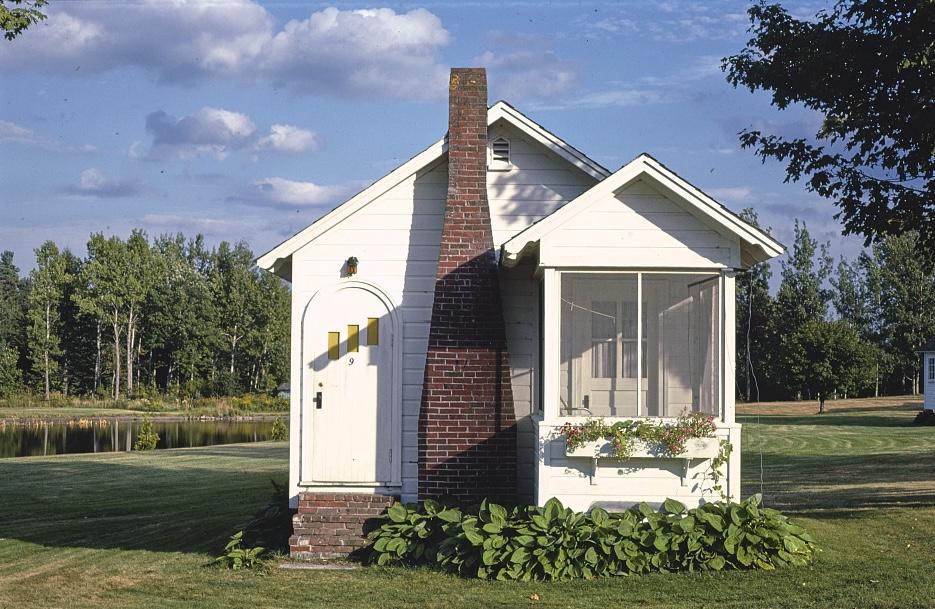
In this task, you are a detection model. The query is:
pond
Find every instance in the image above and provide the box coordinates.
[0,418,283,459]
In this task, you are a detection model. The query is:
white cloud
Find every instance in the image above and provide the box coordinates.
[142,213,254,236]
[575,3,749,43]
[0,2,450,99]
[142,107,318,160]
[0,120,37,144]
[246,177,346,207]
[475,33,577,101]
[0,119,96,152]
[145,107,256,160]
[707,187,754,205]
[538,55,725,111]
[255,124,318,154]
[67,168,142,198]
[476,50,576,101]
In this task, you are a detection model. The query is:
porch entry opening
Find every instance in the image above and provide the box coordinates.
[559,272,720,418]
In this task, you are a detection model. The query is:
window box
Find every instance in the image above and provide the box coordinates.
[565,437,721,460]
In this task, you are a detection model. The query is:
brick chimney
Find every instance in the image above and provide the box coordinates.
[418,68,517,504]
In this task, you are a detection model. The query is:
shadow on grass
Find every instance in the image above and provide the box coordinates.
[742,451,935,512]
[0,444,288,555]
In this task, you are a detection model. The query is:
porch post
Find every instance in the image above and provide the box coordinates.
[721,271,736,425]
[542,268,560,420]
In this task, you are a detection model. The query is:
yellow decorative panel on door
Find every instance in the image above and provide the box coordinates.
[327,332,340,360]
[347,324,360,352]
[367,317,379,346]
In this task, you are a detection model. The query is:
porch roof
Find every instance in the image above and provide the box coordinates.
[500,153,785,269]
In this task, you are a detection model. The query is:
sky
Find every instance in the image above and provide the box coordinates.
[0,0,859,281]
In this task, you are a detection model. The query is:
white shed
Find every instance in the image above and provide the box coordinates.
[256,68,784,559]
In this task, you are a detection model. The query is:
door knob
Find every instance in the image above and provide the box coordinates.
[314,391,323,409]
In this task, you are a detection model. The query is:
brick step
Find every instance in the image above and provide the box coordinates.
[290,492,397,560]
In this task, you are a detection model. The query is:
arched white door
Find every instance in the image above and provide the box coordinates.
[301,284,397,485]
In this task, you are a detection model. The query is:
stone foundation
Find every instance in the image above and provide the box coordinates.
[289,492,397,559]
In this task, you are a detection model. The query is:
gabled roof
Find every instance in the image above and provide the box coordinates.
[256,101,610,279]
[501,153,785,268]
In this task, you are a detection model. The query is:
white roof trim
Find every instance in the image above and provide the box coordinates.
[501,153,785,268]
[256,102,610,276]
[488,102,610,181]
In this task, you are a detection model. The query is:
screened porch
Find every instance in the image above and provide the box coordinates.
[557,271,722,420]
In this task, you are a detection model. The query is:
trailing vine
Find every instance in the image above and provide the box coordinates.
[707,439,733,501]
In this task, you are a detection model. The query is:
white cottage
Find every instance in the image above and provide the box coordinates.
[257,68,783,559]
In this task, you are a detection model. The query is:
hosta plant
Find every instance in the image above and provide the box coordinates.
[366,495,817,581]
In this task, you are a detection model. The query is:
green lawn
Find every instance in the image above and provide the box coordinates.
[1,398,934,609]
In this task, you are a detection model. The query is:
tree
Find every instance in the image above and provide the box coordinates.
[26,241,68,400]
[210,241,256,390]
[123,230,155,396]
[773,221,833,399]
[0,344,19,397]
[242,271,290,393]
[77,234,129,399]
[724,1,935,256]
[0,250,25,353]
[0,0,47,40]
[736,209,776,402]
[833,253,888,395]
[872,232,935,394]
[796,319,876,412]
[59,250,97,396]
[146,234,217,395]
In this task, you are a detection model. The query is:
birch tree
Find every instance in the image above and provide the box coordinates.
[27,241,68,400]
[77,234,128,399]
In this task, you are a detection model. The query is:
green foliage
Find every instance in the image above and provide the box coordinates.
[0,345,21,397]
[1,229,289,401]
[367,495,817,580]
[736,209,774,403]
[213,531,268,571]
[269,418,288,441]
[0,0,47,40]
[0,251,26,356]
[133,417,160,451]
[558,412,717,458]
[27,241,69,400]
[214,480,292,571]
[242,480,294,553]
[795,319,877,411]
[724,0,935,258]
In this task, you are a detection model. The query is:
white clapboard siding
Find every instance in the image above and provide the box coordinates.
[501,261,542,503]
[539,179,741,269]
[488,120,596,248]
[488,120,599,499]
[291,163,446,501]
[290,119,600,503]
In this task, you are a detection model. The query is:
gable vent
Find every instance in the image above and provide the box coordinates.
[489,137,511,171]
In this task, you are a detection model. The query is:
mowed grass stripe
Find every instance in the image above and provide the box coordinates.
[1,400,934,609]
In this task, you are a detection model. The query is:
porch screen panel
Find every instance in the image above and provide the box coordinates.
[649,274,720,418]
[560,274,640,417]
[689,278,720,416]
